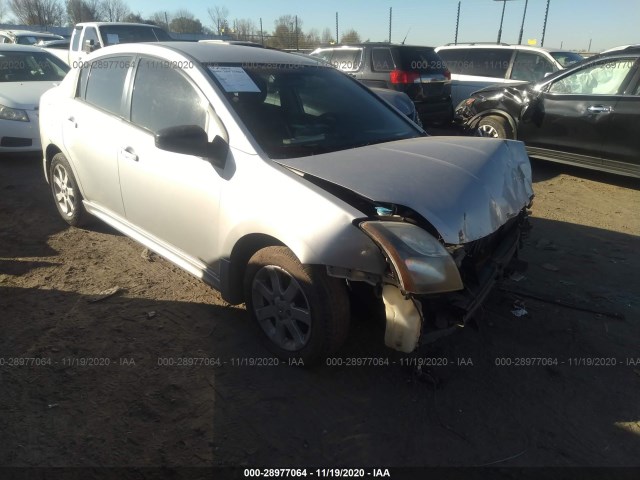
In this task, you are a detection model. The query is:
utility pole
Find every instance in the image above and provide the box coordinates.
[541,0,551,47]
[295,15,298,51]
[335,12,339,44]
[494,0,516,44]
[454,1,461,45]
[388,7,392,43]
[260,18,263,45]
[517,0,529,44]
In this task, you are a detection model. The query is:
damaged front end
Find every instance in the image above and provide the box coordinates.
[357,209,530,353]
[277,136,534,354]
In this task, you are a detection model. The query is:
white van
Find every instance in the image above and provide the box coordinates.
[435,43,583,106]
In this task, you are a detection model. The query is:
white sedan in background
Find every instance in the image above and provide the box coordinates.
[0,44,69,152]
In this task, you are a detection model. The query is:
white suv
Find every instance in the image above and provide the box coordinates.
[435,43,583,106]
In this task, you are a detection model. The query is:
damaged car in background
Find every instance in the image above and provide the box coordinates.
[39,42,534,365]
[455,46,640,178]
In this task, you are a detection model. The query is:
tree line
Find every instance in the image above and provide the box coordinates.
[0,0,363,48]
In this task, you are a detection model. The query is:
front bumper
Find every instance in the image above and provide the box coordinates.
[0,111,41,152]
[382,210,530,351]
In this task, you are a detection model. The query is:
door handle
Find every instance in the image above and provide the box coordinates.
[120,147,138,162]
[67,116,77,128]
[587,105,613,114]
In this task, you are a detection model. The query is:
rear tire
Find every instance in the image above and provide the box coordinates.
[49,153,90,227]
[244,246,350,366]
[477,115,514,139]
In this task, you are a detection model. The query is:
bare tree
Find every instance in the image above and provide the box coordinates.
[9,0,65,26]
[207,5,228,35]
[340,28,361,44]
[100,0,128,22]
[304,28,321,49]
[321,27,334,44]
[233,18,256,41]
[170,9,202,34]
[149,10,170,30]
[67,0,102,24]
[270,14,303,49]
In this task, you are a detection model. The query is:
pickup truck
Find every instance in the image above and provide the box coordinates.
[44,22,171,65]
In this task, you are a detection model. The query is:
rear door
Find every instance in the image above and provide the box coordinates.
[520,57,636,165]
[62,56,133,217]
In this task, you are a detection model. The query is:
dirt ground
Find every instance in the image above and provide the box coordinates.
[1,150,639,471]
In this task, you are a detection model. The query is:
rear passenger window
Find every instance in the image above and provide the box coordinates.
[130,57,206,133]
[511,51,553,83]
[439,49,512,78]
[464,49,512,78]
[372,48,394,72]
[84,56,132,116]
[438,49,469,74]
[329,49,362,72]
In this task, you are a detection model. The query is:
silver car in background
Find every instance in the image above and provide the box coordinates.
[40,42,534,365]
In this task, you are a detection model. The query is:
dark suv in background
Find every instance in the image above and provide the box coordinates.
[310,43,452,125]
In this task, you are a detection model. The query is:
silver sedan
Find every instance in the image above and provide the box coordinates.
[40,42,533,365]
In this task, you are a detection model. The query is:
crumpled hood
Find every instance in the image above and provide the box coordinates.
[0,82,60,110]
[276,136,534,244]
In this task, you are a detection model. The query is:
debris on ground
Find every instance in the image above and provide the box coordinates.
[87,286,121,303]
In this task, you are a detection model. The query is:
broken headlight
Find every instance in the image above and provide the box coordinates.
[359,221,463,295]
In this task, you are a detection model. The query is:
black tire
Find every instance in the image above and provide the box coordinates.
[244,246,350,366]
[477,115,514,139]
[49,153,91,227]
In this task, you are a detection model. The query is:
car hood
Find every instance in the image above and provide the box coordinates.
[0,81,61,110]
[276,136,533,244]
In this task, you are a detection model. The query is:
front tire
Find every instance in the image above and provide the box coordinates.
[477,115,514,139]
[50,153,90,227]
[244,246,350,366]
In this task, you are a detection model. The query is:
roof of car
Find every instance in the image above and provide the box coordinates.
[436,43,571,53]
[0,29,63,38]
[92,41,324,65]
[74,22,163,28]
[313,42,437,49]
[0,43,56,52]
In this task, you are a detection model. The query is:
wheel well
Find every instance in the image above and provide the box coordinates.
[45,145,62,181]
[474,111,517,139]
[221,233,285,304]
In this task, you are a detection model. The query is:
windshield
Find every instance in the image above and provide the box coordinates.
[0,50,69,82]
[99,25,172,46]
[206,64,421,159]
[550,51,584,68]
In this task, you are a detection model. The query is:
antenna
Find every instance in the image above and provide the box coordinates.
[401,28,411,44]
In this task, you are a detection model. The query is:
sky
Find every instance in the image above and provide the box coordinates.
[132,0,636,52]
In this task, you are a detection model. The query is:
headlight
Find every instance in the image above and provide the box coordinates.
[0,104,29,122]
[360,221,463,294]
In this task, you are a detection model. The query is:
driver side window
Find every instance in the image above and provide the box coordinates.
[131,57,207,134]
[549,59,634,95]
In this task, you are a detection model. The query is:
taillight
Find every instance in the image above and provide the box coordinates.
[444,69,451,80]
[390,70,420,84]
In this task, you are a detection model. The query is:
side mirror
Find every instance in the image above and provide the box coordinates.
[155,125,228,168]
[83,39,98,53]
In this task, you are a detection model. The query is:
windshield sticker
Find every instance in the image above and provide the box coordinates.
[208,66,260,92]
[106,34,119,44]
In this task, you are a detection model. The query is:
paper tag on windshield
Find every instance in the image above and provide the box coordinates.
[106,34,119,44]
[208,66,260,92]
